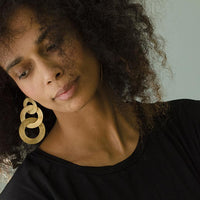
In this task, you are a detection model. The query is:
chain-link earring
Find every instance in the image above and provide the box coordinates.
[19,97,46,144]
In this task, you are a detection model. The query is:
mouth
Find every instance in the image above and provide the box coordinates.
[54,76,79,100]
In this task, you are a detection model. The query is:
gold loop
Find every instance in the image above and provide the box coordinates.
[19,117,46,144]
[23,97,37,114]
[20,106,44,128]
[20,105,35,122]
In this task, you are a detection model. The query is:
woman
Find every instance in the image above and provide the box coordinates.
[0,0,200,199]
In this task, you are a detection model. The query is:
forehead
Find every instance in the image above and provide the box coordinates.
[8,6,37,33]
[0,7,41,69]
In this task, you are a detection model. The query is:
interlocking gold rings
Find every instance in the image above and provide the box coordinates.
[19,97,46,144]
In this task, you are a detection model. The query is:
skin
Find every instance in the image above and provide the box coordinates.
[0,7,140,166]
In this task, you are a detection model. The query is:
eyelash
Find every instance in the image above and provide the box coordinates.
[18,43,57,80]
[18,69,29,80]
[46,43,57,52]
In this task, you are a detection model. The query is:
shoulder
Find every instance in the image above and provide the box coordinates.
[144,98,200,148]
[161,98,200,152]
[166,98,200,124]
[166,98,200,109]
[155,98,200,132]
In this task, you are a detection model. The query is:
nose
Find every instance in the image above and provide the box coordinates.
[34,56,64,85]
[45,68,63,85]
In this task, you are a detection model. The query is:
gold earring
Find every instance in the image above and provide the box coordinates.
[19,97,46,144]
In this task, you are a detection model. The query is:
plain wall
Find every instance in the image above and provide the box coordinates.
[143,0,200,101]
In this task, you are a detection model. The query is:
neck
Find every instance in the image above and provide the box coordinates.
[40,83,139,159]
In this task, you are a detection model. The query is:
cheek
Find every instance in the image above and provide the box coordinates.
[61,37,85,66]
[19,84,39,100]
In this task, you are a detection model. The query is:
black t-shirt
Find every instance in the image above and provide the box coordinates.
[1,98,200,200]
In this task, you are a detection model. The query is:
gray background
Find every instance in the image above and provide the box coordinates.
[143,0,200,101]
[1,0,200,193]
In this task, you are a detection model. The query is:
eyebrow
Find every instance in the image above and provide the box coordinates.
[6,27,49,73]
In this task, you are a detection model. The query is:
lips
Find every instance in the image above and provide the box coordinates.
[54,77,79,99]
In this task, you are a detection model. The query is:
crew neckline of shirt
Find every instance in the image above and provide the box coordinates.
[29,130,148,175]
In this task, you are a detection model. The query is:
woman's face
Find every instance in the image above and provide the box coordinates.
[0,7,101,112]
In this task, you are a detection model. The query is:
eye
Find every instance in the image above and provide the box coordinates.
[46,43,57,52]
[18,70,29,80]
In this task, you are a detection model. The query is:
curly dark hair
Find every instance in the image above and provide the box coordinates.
[0,0,173,170]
